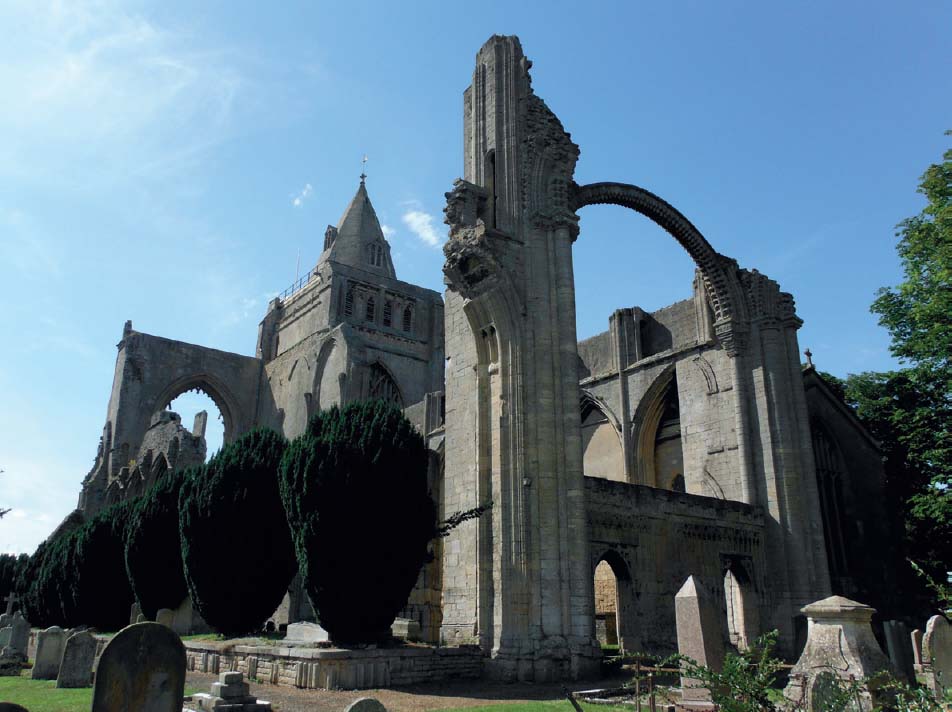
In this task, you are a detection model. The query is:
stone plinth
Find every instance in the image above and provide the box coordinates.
[190,670,271,711]
[783,596,893,711]
[285,622,330,643]
[390,618,422,642]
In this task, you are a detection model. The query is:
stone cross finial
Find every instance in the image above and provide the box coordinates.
[3,593,15,615]
[804,348,814,367]
[360,154,368,183]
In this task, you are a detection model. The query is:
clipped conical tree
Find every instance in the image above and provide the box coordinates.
[70,499,137,630]
[125,469,189,620]
[179,428,295,635]
[279,400,436,643]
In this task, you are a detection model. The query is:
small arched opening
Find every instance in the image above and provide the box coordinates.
[593,549,638,654]
[722,557,759,651]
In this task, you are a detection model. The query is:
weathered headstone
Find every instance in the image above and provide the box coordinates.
[6,612,29,657]
[31,625,67,680]
[922,615,952,695]
[783,596,893,711]
[674,575,724,702]
[0,629,10,650]
[912,628,923,667]
[156,608,175,628]
[190,670,272,711]
[136,614,146,623]
[57,630,98,688]
[345,698,388,712]
[91,622,186,712]
[285,621,330,643]
[883,620,915,682]
[130,601,142,625]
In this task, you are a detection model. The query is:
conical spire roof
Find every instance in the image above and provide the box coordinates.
[319,180,396,278]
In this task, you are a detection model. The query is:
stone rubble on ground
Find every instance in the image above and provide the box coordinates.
[188,670,272,711]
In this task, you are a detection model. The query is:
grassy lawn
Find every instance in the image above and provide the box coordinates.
[0,671,199,712]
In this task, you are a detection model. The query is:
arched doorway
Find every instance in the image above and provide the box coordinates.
[592,550,638,653]
[722,557,759,651]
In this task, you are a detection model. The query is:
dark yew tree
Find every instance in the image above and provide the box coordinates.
[179,428,295,636]
[279,400,436,643]
[69,499,137,630]
[125,469,190,620]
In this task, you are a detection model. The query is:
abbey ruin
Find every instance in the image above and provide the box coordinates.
[68,35,889,681]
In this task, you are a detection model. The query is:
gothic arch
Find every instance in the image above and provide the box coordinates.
[572,181,747,350]
[367,361,404,407]
[630,363,678,487]
[152,375,241,445]
[580,391,626,482]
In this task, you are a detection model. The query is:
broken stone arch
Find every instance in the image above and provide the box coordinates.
[153,375,241,445]
[571,181,747,349]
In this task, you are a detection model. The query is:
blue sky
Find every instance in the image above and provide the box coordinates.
[1,1,949,554]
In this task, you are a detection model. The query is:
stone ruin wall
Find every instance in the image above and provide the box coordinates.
[586,476,765,656]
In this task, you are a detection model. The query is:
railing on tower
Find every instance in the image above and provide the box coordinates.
[278,268,319,301]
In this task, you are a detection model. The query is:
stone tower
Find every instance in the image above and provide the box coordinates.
[441,35,601,681]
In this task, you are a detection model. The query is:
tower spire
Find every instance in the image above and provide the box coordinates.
[360,154,368,184]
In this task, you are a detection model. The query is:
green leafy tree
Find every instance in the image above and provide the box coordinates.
[179,428,295,636]
[279,400,436,643]
[866,132,951,596]
[125,469,190,620]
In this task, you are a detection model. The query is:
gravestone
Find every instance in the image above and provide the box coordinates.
[136,614,146,623]
[190,670,272,711]
[345,698,388,712]
[130,602,142,626]
[3,592,17,615]
[156,608,175,628]
[31,626,67,680]
[57,630,98,688]
[783,596,893,711]
[390,617,422,642]
[912,628,923,667]
[6,612,29,656]
[883,620,915,682]
[674,575,724,702]
[285,621,330,643]
[922,615,952,695]
[0,613,11,629]
[0,629,10,650]
[91,622,186,712]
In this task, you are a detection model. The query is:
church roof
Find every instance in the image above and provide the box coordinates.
[318,180,396,279]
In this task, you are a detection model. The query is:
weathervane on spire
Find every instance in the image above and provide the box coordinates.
[360,154,368,183]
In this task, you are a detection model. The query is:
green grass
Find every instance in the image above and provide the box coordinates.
[0,671,199,712]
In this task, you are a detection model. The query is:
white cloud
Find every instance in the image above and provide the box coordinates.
[402,210,443,248]
[292,183,313,207]
[381,224,396,239]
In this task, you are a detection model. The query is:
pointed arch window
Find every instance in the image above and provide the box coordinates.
[365,296,376,322]
[811,420,850,586]
[369,363,403,407]
[383,300,393,327]
[367,243,384,267]
[402,305,413,333]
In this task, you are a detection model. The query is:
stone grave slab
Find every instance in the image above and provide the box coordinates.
[57,630,98,688]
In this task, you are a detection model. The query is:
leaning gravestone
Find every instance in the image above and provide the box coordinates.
[156,608,175,629]
[57,630,98,688]
[922,615,952,695]
[31,626,67,679]
[674,575,724,702]
[91,622,186,712]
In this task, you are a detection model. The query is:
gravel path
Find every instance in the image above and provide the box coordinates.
[185,670,624,712]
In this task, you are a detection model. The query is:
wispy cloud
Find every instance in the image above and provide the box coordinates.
[0,2,250,187]
[402,210,443,248]
[381,224,396,239]
[292,183,313,207]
